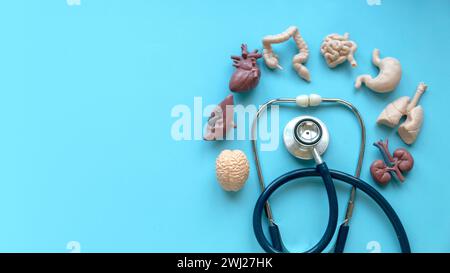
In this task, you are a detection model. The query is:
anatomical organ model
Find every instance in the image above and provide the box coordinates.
[320,33,358,68]
[370,139,414,185]
[355,49,402,93]
[262,26,311,82]
[203,95,236,141]
[377,82,427,145]
[215,149,250,192]
[229,44,262,92]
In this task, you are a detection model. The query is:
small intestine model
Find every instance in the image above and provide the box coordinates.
[355,49,402,93]
[229,44,262,92]
[262,26,311,82]
[370,139,414,185]
[203,95,236,141]
[377,82,427,145]
[320,33,358,68]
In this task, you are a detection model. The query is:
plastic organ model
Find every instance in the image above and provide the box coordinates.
[355,49,402,93]
[203,95,236,141]
[216,150,250,191]
[229,44,262,92]
[320,33,357,68]
[377,82,427,144]
[262,26,311,82]
[370,139,414,185]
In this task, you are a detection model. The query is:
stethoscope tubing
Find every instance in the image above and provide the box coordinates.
[253,164,411,253]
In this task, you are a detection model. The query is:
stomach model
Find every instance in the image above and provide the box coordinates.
[355,49,402,93]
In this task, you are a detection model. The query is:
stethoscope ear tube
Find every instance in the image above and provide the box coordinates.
[268,222,285,252]
[334,224,350,253]
[253,167,411,253]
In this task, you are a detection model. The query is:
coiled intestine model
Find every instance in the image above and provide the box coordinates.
[320,33,357,68]
[262,26,311,82]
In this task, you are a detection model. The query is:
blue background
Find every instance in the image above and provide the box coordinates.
[0,0,448,253]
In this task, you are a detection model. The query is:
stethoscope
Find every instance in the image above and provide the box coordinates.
[251,94,411,253]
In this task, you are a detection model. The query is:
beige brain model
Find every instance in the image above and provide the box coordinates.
[215,150,250,192]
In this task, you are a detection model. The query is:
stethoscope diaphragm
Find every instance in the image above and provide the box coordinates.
[283,116,329,160]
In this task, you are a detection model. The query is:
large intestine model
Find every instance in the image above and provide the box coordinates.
[262,26,311,82]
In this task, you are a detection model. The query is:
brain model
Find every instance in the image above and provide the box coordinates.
[215,150,250,192]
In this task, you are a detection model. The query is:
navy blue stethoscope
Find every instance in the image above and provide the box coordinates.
[251,94,410,253]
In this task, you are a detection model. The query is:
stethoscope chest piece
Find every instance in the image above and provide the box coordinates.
[283,116,329,160]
